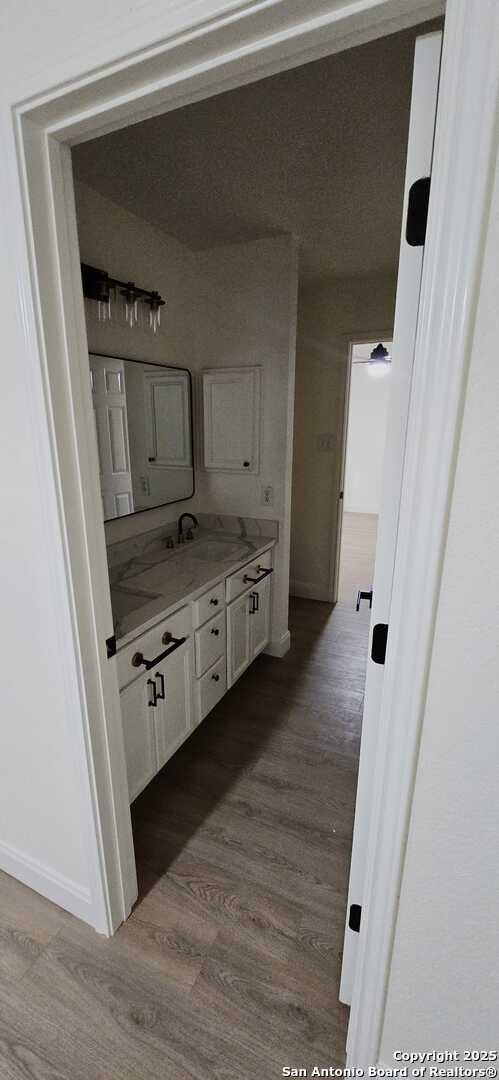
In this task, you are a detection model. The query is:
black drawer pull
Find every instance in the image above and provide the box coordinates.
[155,671,165,700]
[210,627,220,636]
[131,635,186,671]
[147,678,157,707]
[211,673,220,682]
[243,566,273,584]
[209,598,219,606]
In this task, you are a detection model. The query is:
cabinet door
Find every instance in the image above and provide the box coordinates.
[120,674,158,803]
[250,576,271,660]
[203,367,261,473]
[227,593,251,687]
[143,369,192,468]
[153,639,194,770]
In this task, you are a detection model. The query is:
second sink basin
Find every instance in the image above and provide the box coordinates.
[189,539,251,562]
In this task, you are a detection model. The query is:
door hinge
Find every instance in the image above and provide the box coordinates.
[406,176,431,246]
[371,623,388,665]
[106,634,117,659]
[349,903,362,933]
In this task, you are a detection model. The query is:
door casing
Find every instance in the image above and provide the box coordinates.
[7,0,499,1065]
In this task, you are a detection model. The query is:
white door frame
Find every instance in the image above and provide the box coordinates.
[7,0,499,1065]
[330,329,393,603]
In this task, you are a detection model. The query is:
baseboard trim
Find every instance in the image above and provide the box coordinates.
[0,838,94,922]
[264,630,291,658]
[290,579,335,602]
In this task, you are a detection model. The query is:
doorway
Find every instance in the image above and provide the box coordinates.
[337,340,393,608]
[68,24,431,1069]
[10,0,497,1068]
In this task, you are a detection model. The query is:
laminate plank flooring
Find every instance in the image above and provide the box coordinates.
[0,514,377,1079]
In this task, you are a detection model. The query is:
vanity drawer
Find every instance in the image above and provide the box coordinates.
[195,610,226,677]
[196,655,227,723]
[192,581,225,628]
[117,604,191,690]
[225,547,273,603]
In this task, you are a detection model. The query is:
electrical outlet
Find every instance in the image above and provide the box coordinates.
[262,484,274,506]
[139,475,150,495]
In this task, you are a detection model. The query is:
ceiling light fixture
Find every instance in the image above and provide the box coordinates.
[366,342,391,377]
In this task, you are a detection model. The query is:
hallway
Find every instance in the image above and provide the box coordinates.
[0,567,375,1078]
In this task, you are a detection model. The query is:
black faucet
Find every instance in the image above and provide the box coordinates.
[177,512,198,544]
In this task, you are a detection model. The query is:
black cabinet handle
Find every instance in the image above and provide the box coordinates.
[147,678,157,707]
[249,592,258,614]
[243,566,273,584]
[212,673,220,682]
[210,628,220,636]
[243,461,250,468]
[209,598,219,606]
[155,671,165,700]
[132,635,186,671]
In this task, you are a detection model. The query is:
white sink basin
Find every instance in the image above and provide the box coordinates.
[190,539,250,562]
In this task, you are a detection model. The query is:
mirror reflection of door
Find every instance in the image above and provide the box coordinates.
[143,370,192,468]
[90,354,134,520]
[89,354,194,521]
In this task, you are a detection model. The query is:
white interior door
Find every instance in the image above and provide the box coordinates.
[339,31,442,1005]
[90,353,134,519]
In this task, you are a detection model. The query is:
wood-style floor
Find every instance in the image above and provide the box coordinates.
[0,513,376,1080]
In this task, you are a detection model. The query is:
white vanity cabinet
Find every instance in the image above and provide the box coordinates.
[227,592,251,686]
[250,575,272,659]
[120,673,158,803]
[192,584,227,723]
[202,367,261,474]
[118,605,194,802]
[153,640,194,771]
[117,543,274,800]
[227,571,272,687]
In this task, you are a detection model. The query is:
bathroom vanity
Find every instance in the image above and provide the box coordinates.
[110,530,275,802]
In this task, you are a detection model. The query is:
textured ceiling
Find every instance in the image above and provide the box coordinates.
[72,21,441,285]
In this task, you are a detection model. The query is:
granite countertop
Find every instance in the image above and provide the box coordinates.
[110,529,275,646]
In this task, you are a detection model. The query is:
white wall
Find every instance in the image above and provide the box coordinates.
[192,237,299,652]
[344,344,392,514]
[290,275,396,601]
[380,148,499,1052]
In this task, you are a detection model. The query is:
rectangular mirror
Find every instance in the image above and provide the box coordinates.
[89,353,194,521]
